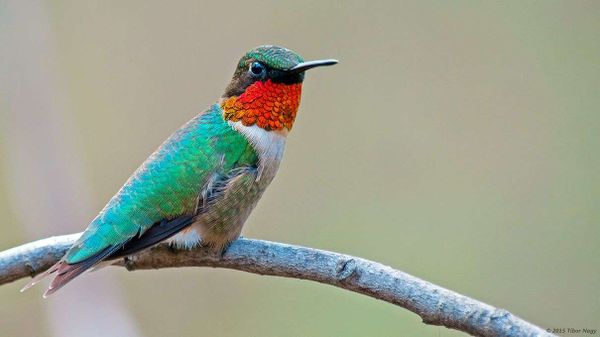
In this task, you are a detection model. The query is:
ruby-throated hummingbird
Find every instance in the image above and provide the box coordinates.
[23,45,337,297]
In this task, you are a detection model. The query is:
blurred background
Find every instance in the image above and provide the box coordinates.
[1,1,598,336]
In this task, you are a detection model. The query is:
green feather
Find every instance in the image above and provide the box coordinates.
[66,104,257,263]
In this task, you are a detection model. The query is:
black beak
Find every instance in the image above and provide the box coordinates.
[288,59,338,73]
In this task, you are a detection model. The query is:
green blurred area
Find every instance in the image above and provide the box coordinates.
[1,1,599,336]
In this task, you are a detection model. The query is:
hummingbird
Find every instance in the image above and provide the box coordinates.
[23,45,337,297]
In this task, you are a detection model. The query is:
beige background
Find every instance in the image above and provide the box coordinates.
[1,1,599,336]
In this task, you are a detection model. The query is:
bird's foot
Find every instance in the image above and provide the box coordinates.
[217,241,236,259]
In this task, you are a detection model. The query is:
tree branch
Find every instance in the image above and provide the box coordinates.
[0,234,552,337]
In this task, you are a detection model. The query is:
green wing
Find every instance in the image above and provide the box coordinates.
[65,104,257,264]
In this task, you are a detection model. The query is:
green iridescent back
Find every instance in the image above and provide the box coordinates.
[65,104,258,263]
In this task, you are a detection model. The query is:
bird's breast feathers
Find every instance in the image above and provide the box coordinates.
[229,120,287,182]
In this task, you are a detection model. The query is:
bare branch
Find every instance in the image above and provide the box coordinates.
[0,234,553,337]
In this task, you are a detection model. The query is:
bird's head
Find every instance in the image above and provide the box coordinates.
[221,45,337,132]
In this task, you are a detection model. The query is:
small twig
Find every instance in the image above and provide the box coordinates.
[0,233,553,337]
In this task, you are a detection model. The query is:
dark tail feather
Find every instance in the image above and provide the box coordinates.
[47,216,195,296]
[20,262,62,293]
[43,245,120,298]
[43,261,90,298]
[21,244,120,297]
[22,215,195,297]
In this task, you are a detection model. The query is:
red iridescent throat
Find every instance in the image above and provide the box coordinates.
[221,79,302,131]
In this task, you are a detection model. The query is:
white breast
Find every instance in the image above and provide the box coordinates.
[228,121,288,184]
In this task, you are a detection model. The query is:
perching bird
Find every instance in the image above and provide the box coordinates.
[23,45,337,297]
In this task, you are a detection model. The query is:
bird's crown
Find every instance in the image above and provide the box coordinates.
[240,45,304,71]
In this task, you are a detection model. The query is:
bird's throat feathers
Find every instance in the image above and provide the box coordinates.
[221,80,302,131]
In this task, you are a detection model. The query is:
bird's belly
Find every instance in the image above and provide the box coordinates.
[171,168,269,250]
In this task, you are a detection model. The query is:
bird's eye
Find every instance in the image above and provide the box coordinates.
[249,62,266,77]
